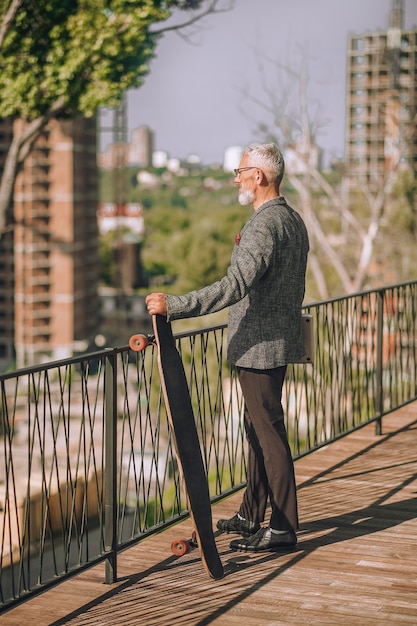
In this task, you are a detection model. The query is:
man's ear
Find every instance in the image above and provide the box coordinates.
[257,169,266,185]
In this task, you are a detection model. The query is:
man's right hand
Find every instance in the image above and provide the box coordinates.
[145,293,168,317]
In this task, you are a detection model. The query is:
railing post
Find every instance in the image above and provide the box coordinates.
[104,349,118,583]
[375,289,384,435]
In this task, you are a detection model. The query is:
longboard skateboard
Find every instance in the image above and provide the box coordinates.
[129,314,224,580]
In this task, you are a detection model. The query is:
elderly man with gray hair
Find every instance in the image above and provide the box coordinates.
[146,142,309,552]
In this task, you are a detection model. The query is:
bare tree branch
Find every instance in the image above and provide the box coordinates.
[152,0,233,38]
[236,45,409,297]
[350,168,399,292]
[0,0,24,47]
[0,96,67,233]
[288,171,355,295]
[308,167,365,238]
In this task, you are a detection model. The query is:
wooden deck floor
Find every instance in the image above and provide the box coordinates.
[3,404,417,625]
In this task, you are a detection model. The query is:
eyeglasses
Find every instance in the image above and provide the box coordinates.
[233,166,259,176]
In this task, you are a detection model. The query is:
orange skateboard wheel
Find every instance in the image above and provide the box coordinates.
[129,333,149,352]
[171,539,190,556]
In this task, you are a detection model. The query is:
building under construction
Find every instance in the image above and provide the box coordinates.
[345,0,417,188]
[0,117,100,368]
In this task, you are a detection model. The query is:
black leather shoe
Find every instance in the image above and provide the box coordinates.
[230,527,297,552]
[217,513,260,536]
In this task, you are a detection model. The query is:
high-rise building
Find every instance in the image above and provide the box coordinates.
[98,124,155,170]
[345,0,417,188]
[3,116,101,367]
[129,125,154,168]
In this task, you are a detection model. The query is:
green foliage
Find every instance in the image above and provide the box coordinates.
[0,0,198,119]
[170,189,188,208]
[391,170,417,234]
[99,231,117,286]
[99,165,245,292]
[99,163,417,301]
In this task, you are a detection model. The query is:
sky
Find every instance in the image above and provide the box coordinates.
[124,0,417,166]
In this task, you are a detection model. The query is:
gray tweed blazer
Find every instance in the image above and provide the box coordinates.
[166,196,309,368]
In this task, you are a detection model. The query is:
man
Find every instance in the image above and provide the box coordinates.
[146,143,309,552]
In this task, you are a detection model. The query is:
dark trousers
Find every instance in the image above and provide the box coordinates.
[237,366,298,532]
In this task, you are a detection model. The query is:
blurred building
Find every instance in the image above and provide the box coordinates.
[1,116,101,368]
[97,201,145,293]
[152,150,168,168]
[223,146,243,172]
[98,125,154,170]
[98,202,144,237]
[129,125,154,167]
[345,0,417,188]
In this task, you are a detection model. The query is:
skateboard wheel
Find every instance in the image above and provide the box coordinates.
[171,539,190,556]
[129,334,149,352]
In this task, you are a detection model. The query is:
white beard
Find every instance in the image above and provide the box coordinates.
[238,187,255,206]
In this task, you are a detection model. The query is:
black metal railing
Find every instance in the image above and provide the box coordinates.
[1,281,416,610]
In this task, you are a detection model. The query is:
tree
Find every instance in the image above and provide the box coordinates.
[0,0,231,232]
[239,50,412,300]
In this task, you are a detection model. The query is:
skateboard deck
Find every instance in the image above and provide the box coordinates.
[129,315,224,580]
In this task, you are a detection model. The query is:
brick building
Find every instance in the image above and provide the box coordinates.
[345,1,417,187]
[0,116,100,368]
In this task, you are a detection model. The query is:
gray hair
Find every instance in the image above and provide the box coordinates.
[245,143,285,187]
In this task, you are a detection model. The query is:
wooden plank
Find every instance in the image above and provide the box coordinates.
[2,404,417,625]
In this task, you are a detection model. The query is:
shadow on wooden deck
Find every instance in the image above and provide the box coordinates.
[4,403,417,625]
